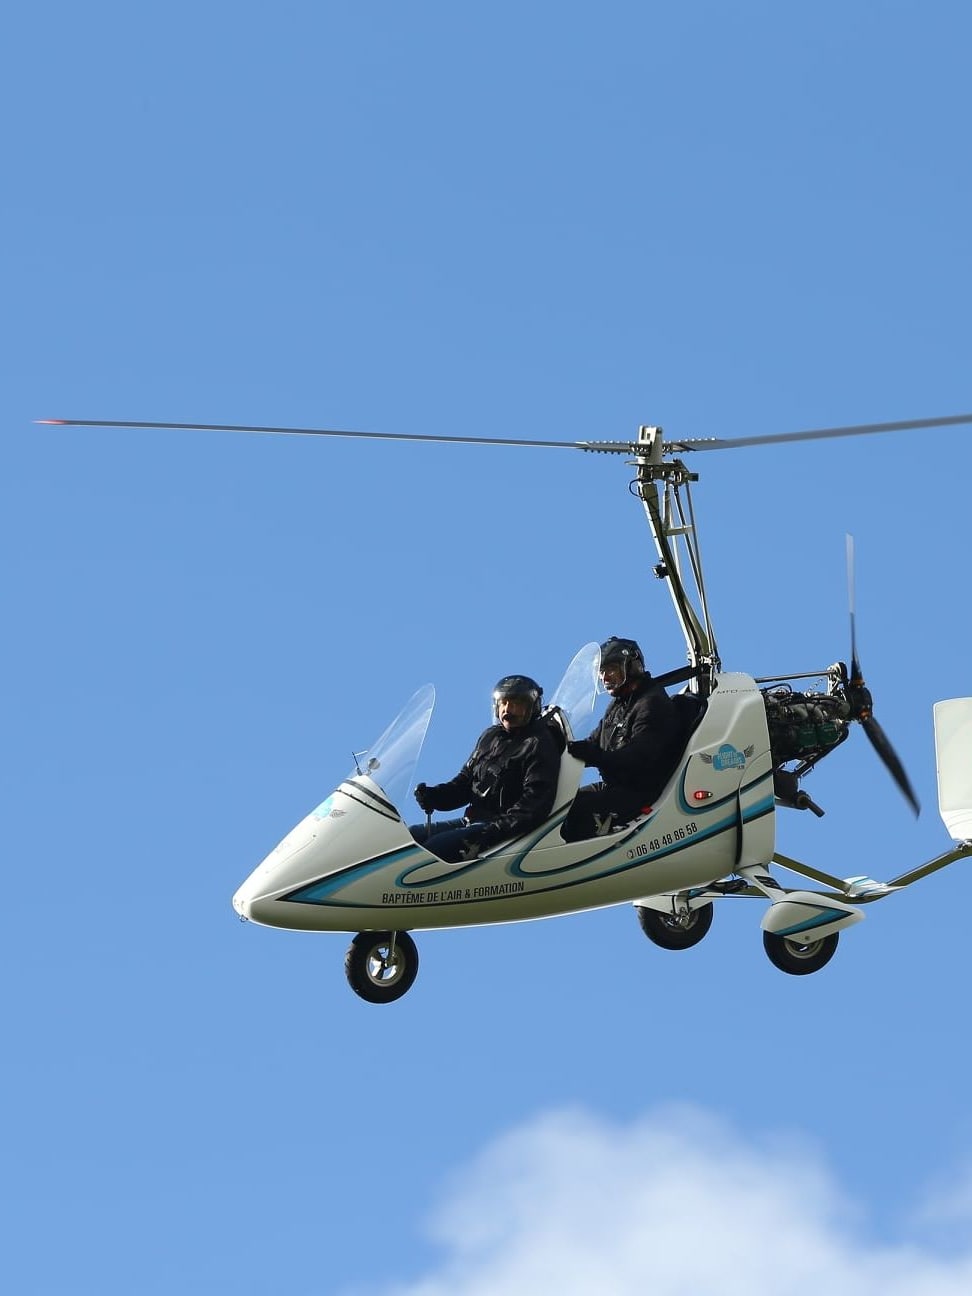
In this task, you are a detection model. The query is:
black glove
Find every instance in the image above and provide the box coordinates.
[414,782,436,813]
[567,739,601,766]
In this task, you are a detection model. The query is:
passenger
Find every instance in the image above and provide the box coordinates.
[562,637,682,841]
[413,675,561,863]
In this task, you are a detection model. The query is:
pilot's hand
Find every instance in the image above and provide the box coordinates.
[414,782,435,813]
[567,739,601,766]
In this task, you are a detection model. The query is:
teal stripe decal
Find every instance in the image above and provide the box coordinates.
[280,787,776,910]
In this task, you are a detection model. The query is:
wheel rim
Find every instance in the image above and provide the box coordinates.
[366,942,406,987]
[660,911,698,932]
[783,936,826,960]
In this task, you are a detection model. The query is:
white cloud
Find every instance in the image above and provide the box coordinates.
[347,1104,972,1296]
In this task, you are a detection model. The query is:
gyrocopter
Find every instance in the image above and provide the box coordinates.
[42,412,972,1002]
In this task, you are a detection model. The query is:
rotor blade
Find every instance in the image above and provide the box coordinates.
[37,418,617,452]
[861,714,921,816]
[39,410,972,457]
[668,412,972,453]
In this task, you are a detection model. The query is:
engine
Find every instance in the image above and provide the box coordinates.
[762,686,852,764]
[761,684,853,816]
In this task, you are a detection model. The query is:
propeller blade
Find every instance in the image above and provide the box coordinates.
[842,534,919,815]
[844,533,922,813]
[846,533,863,683]
[861,715,921,817]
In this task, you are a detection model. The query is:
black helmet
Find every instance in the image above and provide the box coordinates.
[599,637,645,672]
[492,674,543,722]
[599,638,645,696]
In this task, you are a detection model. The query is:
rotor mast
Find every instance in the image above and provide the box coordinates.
[633,426,720,689]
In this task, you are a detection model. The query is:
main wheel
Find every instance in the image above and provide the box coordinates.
[762,929,838,975]
[636,901,713,950]
[345,931,419,1003]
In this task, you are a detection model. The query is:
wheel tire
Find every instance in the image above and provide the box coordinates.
[345,931,419,1003]
[637,901,713,951]
[762,929,838,976]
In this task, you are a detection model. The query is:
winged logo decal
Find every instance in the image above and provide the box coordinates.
[699,743,754,771]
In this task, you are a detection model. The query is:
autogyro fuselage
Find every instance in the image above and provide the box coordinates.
[232,650,773,936]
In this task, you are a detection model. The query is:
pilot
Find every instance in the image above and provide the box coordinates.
[413,674,561,863]
[562,636,681,841]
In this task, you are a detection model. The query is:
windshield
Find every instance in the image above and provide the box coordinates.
[548,642,600,735]
[347,684,435,813]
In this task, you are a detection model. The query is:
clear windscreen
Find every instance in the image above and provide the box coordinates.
[548,642,600,736]
[347,684,435,813]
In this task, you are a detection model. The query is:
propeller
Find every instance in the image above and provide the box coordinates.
[842,535,920,816]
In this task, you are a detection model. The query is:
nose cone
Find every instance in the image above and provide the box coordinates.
[232,867,271,922]
[232,864,292,926]
[231,811,322,926]
[232,787,416,932]
[232,877,254,919]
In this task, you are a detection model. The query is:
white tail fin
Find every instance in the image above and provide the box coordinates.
[934,699,972,841]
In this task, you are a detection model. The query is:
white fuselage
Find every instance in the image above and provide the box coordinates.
[233,672,776,933]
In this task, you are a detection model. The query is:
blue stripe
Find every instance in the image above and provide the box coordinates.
[280,789,776,910]
[776,910,843,937]
[282,845,424,903]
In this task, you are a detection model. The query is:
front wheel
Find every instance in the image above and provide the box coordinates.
[345,931,419,1003]
[637,901,713,951]
[762,929,838,976]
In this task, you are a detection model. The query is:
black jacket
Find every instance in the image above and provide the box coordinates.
[587,675,681,801]
[424,717,561,839]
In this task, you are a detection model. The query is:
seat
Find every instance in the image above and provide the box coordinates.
[543,706,585,815]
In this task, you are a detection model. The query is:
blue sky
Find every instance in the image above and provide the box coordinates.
[4,2,972,1292]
